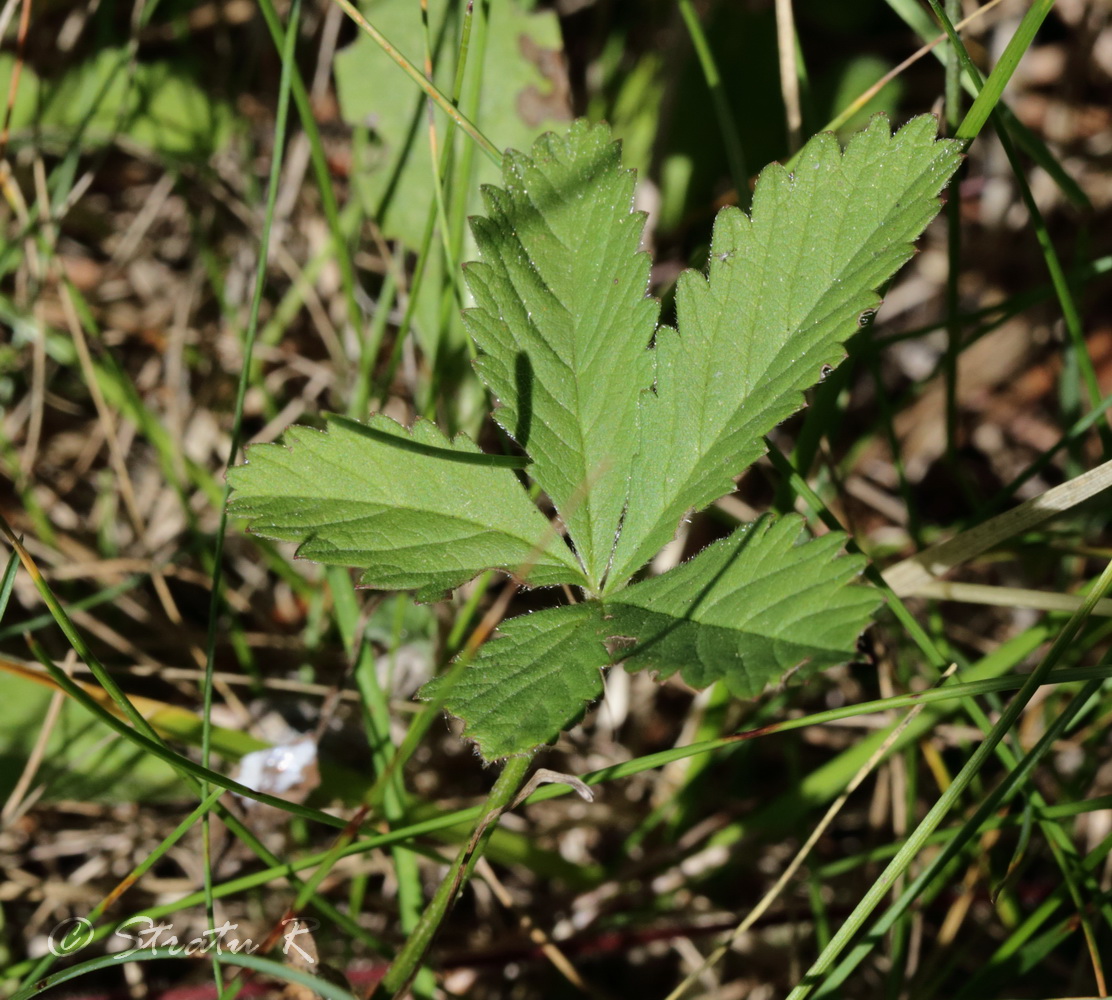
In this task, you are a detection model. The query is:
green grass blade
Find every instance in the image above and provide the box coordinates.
[677,0,748,209]
[951,0,1054,144]
[928,0,1110,454]
[10,948,358,1000]
[784,557,1112,999]
[331,0,500,166]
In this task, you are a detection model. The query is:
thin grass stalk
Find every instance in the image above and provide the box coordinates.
[664,667,952,1000]
[420,0,459,301]
[774,0,802,154]
[1043,821,1109,990]
[822,0,1007,136]
[677,0,748,209]
[12,634,389,977]
[0,548,17,616]
[350,263,398,418]
[953,826,1112,997]
[446,0,479,282]
[784,556,1112,999]
[863,338,923,544]
[258,197,362,348]
[811,672,1111,998]
[0,0,30,158]
[198,0,301,987]
[9,948,359,1000]
[331,568,435,997]
[17,787,224,987]
[330,0,500,165]
[371,0,482,407]
[952,0,1054,144]
[442,0,483,371]
[254,0,364,355]
[881,0,1087,208]
[942,0,963,476]
[938,674,1111,974]
[928,0,1110,462]
[417,0,471,420]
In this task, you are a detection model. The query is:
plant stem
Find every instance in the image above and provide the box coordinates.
[374,754,532,997]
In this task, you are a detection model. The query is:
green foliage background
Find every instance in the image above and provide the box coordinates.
[3,2,1112,999]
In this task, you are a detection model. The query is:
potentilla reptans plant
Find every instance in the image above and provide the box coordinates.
[228,116,962,760]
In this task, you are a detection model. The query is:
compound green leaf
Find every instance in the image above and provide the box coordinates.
[423,602,610,760]
[233,115,960,762]
[227,414,584,601]
[466,120,659,590]
[607,515,882,697]
[607,115,963,588]
[424,515,878,758]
